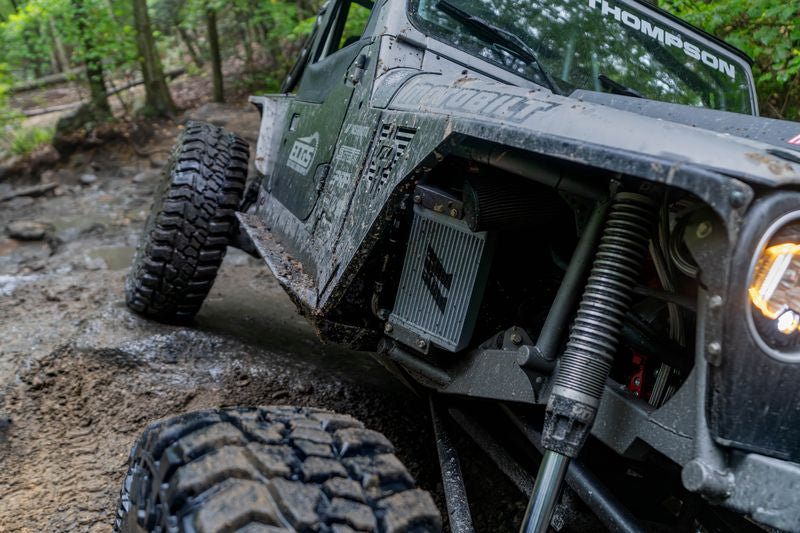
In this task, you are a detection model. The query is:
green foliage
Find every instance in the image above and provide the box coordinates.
[0,0,137,81]
[661,0,800,118]
[1,124,54,157]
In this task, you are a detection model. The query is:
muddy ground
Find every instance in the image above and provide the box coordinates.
[0,102,526,532]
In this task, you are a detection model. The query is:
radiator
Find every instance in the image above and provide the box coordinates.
[389,206,494,352]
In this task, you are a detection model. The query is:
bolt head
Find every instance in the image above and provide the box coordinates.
[709,295,724,309]
[510,332,523,345]
[413,195,422,204]
[449,208,459,218]
[384,323,393,334]
[696,221,713,239]
[633,377,641,386]
[416,338,427,349]
[708,341,722,355]
[730,189,747,208]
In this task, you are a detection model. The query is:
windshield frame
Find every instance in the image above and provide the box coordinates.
[406,0,759,115]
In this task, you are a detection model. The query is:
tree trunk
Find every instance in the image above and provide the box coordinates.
[49,18,69,72]
[132,0,176,117]
[206,6,224,103]
[178,27,204,68]
[71,0,111,119]
[240,21,254,76]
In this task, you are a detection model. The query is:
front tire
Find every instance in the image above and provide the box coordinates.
[114,406,443,532]
[125,121,249,322]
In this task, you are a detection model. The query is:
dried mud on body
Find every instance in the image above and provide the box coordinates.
[0,103,523,532]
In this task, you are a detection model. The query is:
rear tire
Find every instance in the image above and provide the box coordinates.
[114,406,442,533]
[125,121,249,322]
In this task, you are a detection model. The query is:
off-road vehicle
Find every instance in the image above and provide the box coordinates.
[117,0,800,531]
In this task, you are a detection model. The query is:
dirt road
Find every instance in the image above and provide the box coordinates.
[0,103,524,532]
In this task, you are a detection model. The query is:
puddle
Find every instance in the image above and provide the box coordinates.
[50,214,114,233]
[86,246,135,271]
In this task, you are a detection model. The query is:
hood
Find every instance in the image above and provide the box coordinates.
[572,90,800,161]
[385,73,800,188]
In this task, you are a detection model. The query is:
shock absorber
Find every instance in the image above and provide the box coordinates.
[521,192,656,533]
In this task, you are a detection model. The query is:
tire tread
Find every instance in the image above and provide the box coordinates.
[125,121,249,322]
[114,407,442,533]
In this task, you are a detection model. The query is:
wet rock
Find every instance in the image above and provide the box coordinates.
[149,156,168,169]
[5,197,35,209]
[41,170,56,183]
[132,170,160,184]
[7,221,48,241]
[79,173,98,186]
[83,256,107,271]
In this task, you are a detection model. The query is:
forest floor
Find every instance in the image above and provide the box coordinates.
[0,81,526,532]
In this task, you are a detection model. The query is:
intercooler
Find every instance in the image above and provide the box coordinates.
[388,206,494,352]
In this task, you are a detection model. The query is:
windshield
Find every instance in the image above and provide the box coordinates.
[410,0,754,114]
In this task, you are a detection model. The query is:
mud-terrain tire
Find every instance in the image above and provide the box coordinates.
[125,121,249,322]
[114,406,442,533]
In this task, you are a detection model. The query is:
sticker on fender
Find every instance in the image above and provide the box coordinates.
[789,134,800,146]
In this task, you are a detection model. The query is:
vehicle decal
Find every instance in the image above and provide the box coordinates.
[344,123,371,142]
[393,82,560,123]
[421,244,453,314]
[287,132,318,174]
[588,0,737,80]
[337,145,362,166]
[788,134,800,146]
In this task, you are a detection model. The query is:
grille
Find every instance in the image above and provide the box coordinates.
[389,207,494,352]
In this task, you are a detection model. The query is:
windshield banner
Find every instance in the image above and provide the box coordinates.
[588,0,736,80]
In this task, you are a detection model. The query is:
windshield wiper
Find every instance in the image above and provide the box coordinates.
[598,74,644,99]
[435,0,561,95]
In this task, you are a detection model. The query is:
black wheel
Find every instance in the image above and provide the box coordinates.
[125,121,249,322]
[114,406,443,533]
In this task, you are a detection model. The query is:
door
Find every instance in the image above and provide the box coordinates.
[271,0,375,221]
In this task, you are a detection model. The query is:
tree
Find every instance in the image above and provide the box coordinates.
[71,0,111,118]
[662,0,800,119]
[206,4,223,102]
[132,0,176,116]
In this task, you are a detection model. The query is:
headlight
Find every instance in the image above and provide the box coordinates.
[747,213,800,361]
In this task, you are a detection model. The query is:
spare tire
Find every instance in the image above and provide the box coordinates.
[114,406,443,532]
[125,121,249,322]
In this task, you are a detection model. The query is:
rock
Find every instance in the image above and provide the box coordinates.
[84,256,107,271]
[40,170,56,183]
[132,169,161,183]
[7,221,48,241]
[79,173,98,185]
[5,197,35,209]
[149,157,168,169]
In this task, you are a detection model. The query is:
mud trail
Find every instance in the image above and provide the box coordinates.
[0,103,525,532]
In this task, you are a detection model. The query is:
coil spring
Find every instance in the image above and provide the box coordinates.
[552,192,656,405]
